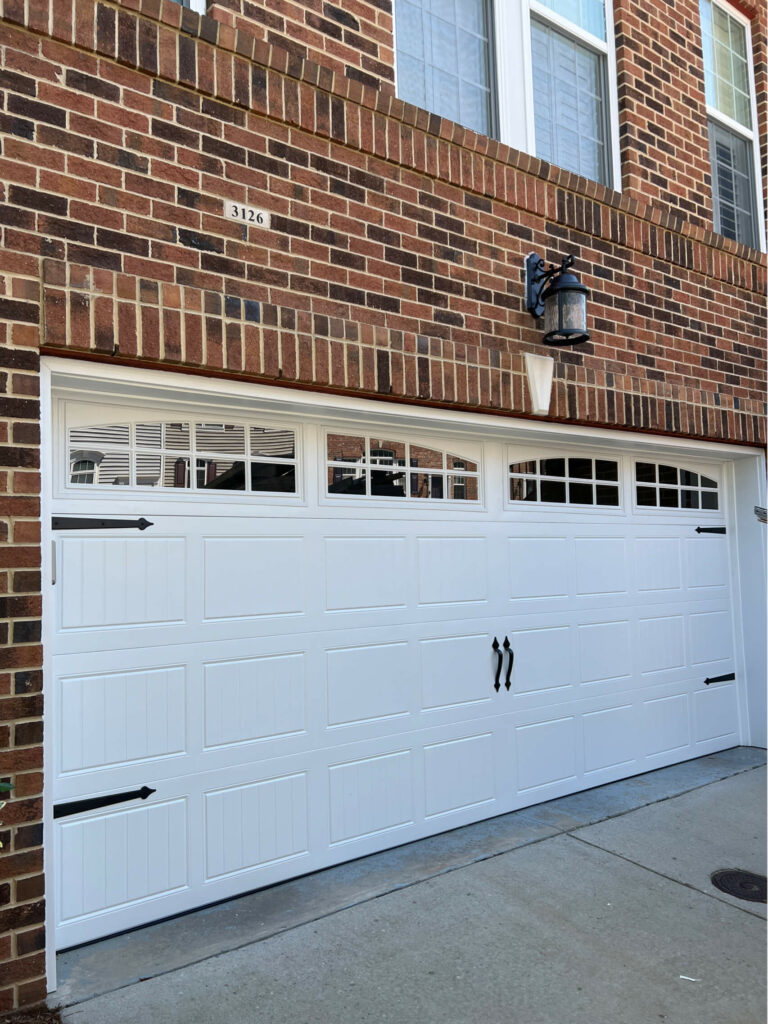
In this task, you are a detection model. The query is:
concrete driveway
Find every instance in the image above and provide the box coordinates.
[58,748,766,1024]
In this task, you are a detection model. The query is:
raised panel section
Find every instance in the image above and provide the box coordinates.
[516,717,577,791]
[327,643,411,727]
[642,693,690,756]
[417,537,487,605]
[60,666,186,774]
[577,621,631,684]
[583,705,635,772]
[325,538,407,611]
[507,538,568,600]
[60,537,186,629]
[512,627,571,693]
[204,654,305,749]
[204,773,308,879]
[686,538,728,589]
[204,538,304,619]
[58,799,188,923]
[689,610,732,665]
[637,616,685,674]
[424,733,494,817]
[329,750,412,844]
[420,634,492,710]
[693,685,739,742]
[574,539,627,595]
[635,539,682,592]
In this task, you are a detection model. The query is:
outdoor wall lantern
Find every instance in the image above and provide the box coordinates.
[525,252,590,346]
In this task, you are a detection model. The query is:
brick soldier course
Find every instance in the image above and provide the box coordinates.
[0,0,765,1011]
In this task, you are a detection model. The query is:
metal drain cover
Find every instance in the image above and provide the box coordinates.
[711,869,767,903]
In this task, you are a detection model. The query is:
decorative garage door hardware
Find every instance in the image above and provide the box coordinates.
[52,516,154,531]
[703,672,736,685]
[695,526,726,534]
[54,786,156,819]
[710,869,767,903]
[491,637,514,692]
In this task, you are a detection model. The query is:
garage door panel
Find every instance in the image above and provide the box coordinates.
[635,537,683,593]
[203,653,306,749]
[329,749,414,845]
[204,772,309,880]
[509,626,573,695]
[324,536,409,611]
[326,641,413,727]
[582,704,637,775]
[688,610,734,666]
[424,733,495,819]
[56,795,189,929]
[576,620,632,686]
[685,536,729,590]
[693,684,740,745]
[417,536,488,605]
[59,664,187,776]
[507,536,569,601]
[203,537,305,620]
[636,614,687,675]
[641,693,691,758]
[574,538,629,596]
[515,716,578,793]
[419,633,495,710]
[59,535,187,631]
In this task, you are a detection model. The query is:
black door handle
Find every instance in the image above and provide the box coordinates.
[503,636,514,690]
[492,637,502,692]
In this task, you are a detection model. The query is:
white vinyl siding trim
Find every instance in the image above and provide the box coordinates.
[699,0,764,250]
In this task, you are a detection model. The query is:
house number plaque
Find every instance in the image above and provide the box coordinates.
[224,200,271,228]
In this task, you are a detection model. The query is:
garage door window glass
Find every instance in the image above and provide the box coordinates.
[327,434,479,500]
[635,463,719,510]
[509,456,619,506]
[68,421,297,493]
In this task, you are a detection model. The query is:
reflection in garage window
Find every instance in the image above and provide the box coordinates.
[68,420,297,493]
[635,462,718,510]
[327,434,479,501]
[509,457,619,506]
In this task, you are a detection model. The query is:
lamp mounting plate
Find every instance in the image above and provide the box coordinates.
[525,252,574,319]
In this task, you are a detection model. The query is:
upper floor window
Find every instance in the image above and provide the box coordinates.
[394,0,619,188]
[173,0,206,11]
[699,0,762,249]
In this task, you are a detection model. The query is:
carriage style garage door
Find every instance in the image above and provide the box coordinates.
[49,384,742,948]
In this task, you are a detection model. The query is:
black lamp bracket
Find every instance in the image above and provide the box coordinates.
[525,252,575,319]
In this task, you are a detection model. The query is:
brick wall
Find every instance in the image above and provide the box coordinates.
[0,0,765,1011]
[0,254,44,1012]
[208,0,395,93]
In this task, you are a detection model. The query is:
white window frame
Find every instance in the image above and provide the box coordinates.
[394,0,621,190]
[700,0,765,250]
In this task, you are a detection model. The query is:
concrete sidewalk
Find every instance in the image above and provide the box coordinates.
[58,749,766,1024]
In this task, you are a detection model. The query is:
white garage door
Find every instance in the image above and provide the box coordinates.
[50,392,742,947]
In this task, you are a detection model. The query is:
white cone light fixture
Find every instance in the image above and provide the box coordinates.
[525,252,590,346]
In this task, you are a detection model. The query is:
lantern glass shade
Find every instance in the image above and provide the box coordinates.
[541,272,590,346]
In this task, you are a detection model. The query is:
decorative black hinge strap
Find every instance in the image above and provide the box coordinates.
[703,673,736,686]
[492,637,502,692]
[52,517,154,531]
[503,636,513,691]
[695,526,726,534]
[54,786,156,819]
